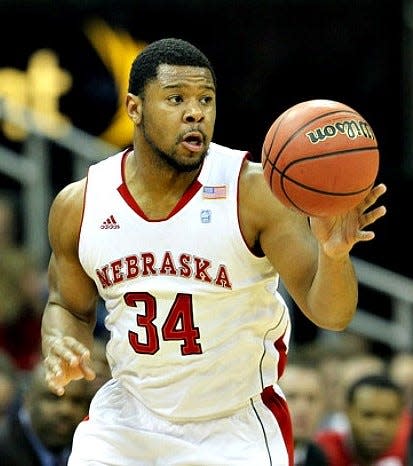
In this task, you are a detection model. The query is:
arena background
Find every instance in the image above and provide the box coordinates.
[0,0,410,349]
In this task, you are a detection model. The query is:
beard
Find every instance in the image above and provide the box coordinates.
[141,118,208,173]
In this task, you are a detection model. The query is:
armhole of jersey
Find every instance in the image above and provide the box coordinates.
[236,153,265,258]
[78,174,90,265]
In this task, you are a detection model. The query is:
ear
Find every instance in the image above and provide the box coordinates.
[126,93,143,125]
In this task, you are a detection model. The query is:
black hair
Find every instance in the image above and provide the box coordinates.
[346,374,403,404]
[128,37,216,96]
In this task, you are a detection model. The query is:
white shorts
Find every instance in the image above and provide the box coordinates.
[68,379,293,466]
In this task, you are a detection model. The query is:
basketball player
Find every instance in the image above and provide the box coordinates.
[41,38,387,465]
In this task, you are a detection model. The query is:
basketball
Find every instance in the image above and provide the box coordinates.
[261,99,380,217]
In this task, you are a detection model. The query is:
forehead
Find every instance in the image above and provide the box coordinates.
[351,386,401,411]
[155,64,215,90]
[280,367,322,394]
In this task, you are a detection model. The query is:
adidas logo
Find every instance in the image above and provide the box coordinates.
[100,215,120,229]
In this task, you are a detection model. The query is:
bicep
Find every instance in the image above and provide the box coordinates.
[260,212,317,301]
[47,252,98,318]
[242,163,318,309]
[47,181,98,319]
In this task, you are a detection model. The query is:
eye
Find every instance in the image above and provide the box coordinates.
[168,95,183,104]
[200,95,214,105]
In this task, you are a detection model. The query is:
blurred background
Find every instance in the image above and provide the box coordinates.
[0,0,412,363]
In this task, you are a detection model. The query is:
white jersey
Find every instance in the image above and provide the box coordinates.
[79,142,291,421]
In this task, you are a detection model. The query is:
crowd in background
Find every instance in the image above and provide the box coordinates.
[0,192,111,465]
[0,190,413,465]
[283,338,413,465]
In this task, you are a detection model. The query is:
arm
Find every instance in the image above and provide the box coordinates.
[239,160,386,331]
[42,179,98,395]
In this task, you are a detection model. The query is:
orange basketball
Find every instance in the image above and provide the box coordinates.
[261,99,380,217]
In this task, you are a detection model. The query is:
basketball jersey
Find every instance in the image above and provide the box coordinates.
[79,142,291,420]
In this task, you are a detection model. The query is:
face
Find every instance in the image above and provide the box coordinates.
[347,386,403,460]
[0,373,15,419]
[128,64,216,172]
[279,366,325,444]
[25,377,92,451]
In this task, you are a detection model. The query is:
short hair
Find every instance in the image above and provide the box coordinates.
[128,37,216,96]
[347,374,403,404]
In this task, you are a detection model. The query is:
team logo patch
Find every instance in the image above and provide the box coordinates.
[200,210,211,223]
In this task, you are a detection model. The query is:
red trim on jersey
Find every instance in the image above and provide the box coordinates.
[261,385,294,466]
[117,150,203,221]
[275,332,288,379]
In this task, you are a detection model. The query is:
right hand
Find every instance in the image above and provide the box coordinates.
[43,332,96,395]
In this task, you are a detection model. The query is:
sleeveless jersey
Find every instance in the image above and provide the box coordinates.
[79,142,291,420]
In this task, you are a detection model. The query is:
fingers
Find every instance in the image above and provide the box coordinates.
[356,183,387,242]
[43,336,96,395]
[362,183,387,211]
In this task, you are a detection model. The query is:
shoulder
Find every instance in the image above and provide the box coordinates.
[50,178,86,225]
[239,159,295,228]
[306,442,330,466]
[314,430,349,464]
[48,178,87,252]
[314,430,346,452]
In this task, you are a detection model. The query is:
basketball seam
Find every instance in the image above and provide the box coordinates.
[279,146,379,172]
[272,109,362,167]
[279,174,374,196]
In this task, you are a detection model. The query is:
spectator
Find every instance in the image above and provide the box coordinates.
[0,361,94,465]
[407,422,413,466]
[319,352,387,433]
[315,374,407,465]
[388,351,413,465]
[0,350,20,426]
[0,194,45,371]
[88,337,111,395]
[389,351,413,412]
[279,361,329,465]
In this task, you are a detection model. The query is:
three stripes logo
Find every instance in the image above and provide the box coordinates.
[100,215,120,229]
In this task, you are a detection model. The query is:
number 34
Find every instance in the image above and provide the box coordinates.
[125,292,203,356]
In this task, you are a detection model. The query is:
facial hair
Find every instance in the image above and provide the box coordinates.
[141,117,208,173]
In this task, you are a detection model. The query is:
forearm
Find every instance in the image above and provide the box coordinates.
[41,301,96,357]
[306,250,358,331]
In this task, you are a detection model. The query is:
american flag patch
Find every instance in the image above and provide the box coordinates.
[202,185,227,199]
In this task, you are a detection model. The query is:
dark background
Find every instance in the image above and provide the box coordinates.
[0,0,409,278]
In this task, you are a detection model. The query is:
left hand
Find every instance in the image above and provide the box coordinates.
[309,183,387,259]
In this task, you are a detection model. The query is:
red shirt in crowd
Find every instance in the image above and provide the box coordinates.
[315,412,411,466]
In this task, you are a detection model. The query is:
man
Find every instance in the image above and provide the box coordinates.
[279,361,329,465]
[315,374,407,465]
[0,362,93,465]
[41,37,386,465]
[321,352,387,433]
[0,350,19,426]
[0,194,45,371]
[389,352,413,465]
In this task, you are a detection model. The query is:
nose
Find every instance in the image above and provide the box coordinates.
[183,100,204,123]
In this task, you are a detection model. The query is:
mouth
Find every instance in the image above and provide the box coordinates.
[181,131,204,152]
